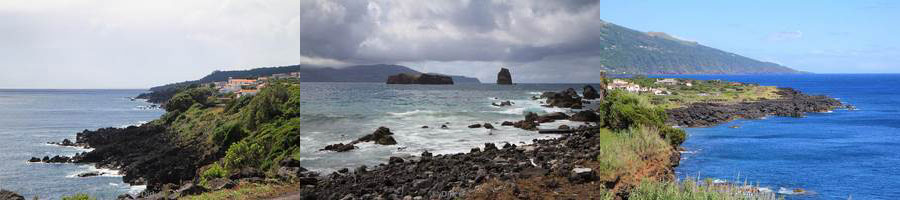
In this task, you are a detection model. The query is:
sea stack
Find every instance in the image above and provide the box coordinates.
[386,73,454,85]
[497,68,513,85]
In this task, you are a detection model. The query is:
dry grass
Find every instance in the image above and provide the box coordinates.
[179,182,298,200]
[629,177,783,200]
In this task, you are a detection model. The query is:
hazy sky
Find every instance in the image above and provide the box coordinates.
[0,0,299,89]
[301,0,900,83]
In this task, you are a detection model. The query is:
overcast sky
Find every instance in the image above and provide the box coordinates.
[0,0,299,89]
[300,0,900,83]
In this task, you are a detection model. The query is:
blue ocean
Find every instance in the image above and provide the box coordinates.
[0,89,163,199]
[653,74,900,200]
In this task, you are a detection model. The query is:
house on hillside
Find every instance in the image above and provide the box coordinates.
[222,77,258,93]
[655,78,679,85]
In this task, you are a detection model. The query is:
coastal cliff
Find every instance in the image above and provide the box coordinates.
[37,80,302,198]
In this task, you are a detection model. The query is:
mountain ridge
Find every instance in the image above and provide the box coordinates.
[589,21,801,74]
[147,64,481,92]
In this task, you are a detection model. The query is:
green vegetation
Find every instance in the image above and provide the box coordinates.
[158,79,300,178]
[61,193,94,200]
[615,77,781,109]
[200,163,228,187]
[594,126,670,178]
[629,179,781,200]
[594,89,686,146]
[592,22,799,74]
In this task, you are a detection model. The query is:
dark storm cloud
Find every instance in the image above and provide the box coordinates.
[299,0,605,66]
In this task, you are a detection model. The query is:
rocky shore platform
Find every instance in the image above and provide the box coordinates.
[31,125,216,191]
[666,88,845,127]
[299,125,677,199]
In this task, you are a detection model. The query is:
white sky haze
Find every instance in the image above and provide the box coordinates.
[0,0,299,89]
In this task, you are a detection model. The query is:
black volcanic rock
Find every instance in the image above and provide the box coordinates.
[583,85,601,100]
[666,88,843,127]
[0,189,24,200]
[321,143,357,152]
[386,73,454,85]
[497,68,513,85]
[322,127,398,152]
[356,127,398,145]
[542,89,583,108]
[570,110,601,122]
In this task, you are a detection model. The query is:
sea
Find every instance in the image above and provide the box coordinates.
[0,89,163,199]
[301,74,900,200]
[298,83,591,172]
[654,74,900,200]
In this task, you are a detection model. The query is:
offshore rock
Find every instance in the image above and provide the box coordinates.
[497,68,513,85]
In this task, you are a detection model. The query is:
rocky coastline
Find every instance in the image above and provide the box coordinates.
[299,83,845,199]
[666,88,845,127]
[300,125,676,199]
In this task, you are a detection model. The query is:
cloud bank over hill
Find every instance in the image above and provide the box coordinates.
[300,0,616,83]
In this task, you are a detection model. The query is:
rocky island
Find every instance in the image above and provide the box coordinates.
[386,73,455,84]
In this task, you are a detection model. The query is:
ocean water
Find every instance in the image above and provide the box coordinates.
[653,74,900,200]
[298,83,600,172]
[0,89,163,199]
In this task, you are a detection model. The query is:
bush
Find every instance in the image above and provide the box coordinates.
[210,121,244,148]
[61,193,94,200]
[223,140,265,171]
[599,90,666,130]
[660,126,686,146]
[165,87,215,112]
[200,163,228,186]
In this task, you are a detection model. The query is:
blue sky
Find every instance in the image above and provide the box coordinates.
[598,0,900,73]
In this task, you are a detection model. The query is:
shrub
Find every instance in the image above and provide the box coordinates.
[61,193,94,200]
[599,90,666,130]
[660,126,686,146]
[200,163,228,186]
[210,121,244,148]
[223,140,264,171]
[165,87,215,112]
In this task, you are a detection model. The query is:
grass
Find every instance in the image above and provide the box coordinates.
[628,178,783,200]
[616,78,781,109]
[179,182,298,200]
[594,126,671,178]
[61,193,95,200]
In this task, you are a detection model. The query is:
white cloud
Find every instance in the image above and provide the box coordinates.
[0,0,299,89]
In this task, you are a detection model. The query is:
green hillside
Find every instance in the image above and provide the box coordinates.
[592,21,801,74]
